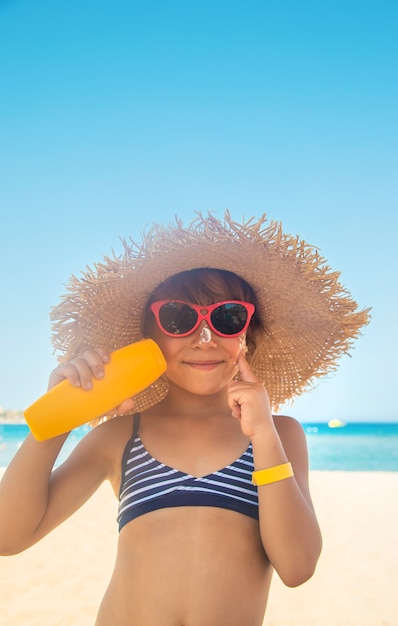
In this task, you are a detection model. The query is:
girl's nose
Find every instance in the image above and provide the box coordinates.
[199,324,212,344]
[192,321,216,347]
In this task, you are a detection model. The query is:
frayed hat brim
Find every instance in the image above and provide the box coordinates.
[50,211,370,411]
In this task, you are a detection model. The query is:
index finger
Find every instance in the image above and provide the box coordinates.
[237,351,258,383]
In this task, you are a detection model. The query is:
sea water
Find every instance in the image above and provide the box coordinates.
[0,423,93,468]
[304,422,398,471]
[0,422,397,471]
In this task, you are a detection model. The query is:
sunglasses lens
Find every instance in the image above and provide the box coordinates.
[158,302,198,335]
[211,303,248,335]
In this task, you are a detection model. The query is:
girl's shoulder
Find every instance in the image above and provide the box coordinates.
[274,415,308,476]
[93,413,136,455]
[272,414,308,457]
[273,413,303,432]
[70,414,135,484]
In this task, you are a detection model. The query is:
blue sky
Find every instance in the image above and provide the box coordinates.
[0,0,397,422]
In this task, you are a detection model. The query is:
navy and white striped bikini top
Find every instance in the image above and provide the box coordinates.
[118,414,259,532]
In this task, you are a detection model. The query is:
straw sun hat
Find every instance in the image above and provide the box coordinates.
[51,211,370,412]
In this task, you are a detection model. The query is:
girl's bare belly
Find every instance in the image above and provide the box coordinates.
[96,507,272,626]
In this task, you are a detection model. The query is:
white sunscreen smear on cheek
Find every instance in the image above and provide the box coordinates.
[239,335,248,353]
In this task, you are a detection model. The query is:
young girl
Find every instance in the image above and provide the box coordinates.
[0,213,369,625]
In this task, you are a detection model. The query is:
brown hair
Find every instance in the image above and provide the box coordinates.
[143,268,264,358]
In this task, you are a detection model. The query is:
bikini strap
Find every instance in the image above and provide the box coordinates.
[132,412,141,439]
[119,413,141,498]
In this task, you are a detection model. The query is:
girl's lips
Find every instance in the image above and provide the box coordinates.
[184,361,223,370]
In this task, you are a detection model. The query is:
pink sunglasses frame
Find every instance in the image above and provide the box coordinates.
[150,300,255,338]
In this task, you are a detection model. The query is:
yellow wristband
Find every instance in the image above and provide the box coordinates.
[252,462,294,486]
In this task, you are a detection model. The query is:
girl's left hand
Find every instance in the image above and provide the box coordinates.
[227,352,273,438]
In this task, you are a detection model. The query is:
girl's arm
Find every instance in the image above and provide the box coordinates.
[251,415,322,587]
[0,348,125,555]
[0,420,113,555]
[228,354,322,587]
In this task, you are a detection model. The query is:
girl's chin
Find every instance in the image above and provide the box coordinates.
[167,378,232,397]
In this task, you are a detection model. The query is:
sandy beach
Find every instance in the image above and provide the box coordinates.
[0,469,396,626]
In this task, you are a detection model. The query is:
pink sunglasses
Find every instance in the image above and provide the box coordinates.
[150,300,255,338]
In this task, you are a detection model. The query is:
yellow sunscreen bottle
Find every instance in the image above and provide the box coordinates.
[24,338,167,441]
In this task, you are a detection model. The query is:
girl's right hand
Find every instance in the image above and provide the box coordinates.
[48,349,135,416]
[48,348,111,391]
